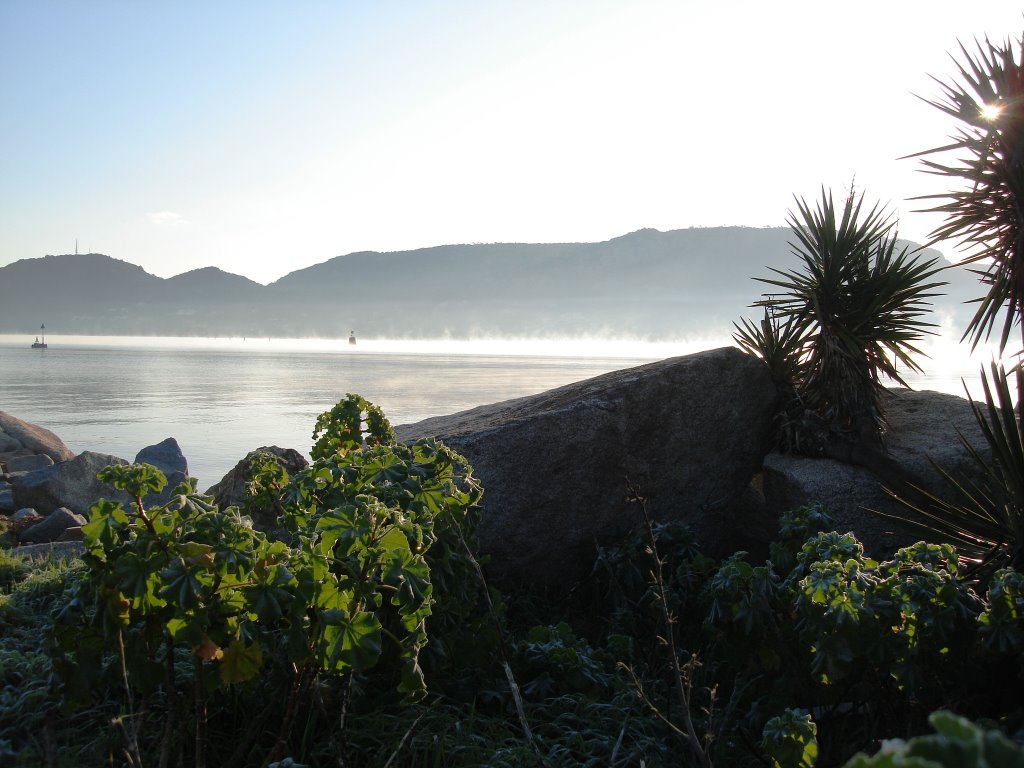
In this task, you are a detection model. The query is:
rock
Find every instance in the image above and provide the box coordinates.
[56,526,85,542]
[11,508,43,524]
[0,488,13,512]
[136,438,190,506]
[206,446,309,534]
[0,431,21,454]
[11,451,131,516]
[395,347,779,586]
[762,388,990,556]
[6,454,54,473]
[0,412,75,462]
[0,449,34,469]
[20,507,87,544]
[135,437,188,476]
[10,507,41,528]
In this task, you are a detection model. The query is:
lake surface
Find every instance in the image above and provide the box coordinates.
[0,334,998,491]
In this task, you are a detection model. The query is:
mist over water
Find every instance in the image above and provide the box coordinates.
[0,334,1007,491]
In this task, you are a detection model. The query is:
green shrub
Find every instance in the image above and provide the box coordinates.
[48,394,485,767]
[844,710,1024,768]
[762,708,819,768]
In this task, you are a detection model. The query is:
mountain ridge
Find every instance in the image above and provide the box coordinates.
[0,227,978,340]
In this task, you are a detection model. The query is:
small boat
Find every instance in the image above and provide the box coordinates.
[31,324,47,349]
[348,330,357,345]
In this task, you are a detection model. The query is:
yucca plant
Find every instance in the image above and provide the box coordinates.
[735,189,945,450]
[882,34,1024,582]
[905,33,1024,357]
[881,363,1024,579]
[734,309,812,451]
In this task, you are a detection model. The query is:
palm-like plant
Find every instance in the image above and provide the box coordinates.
[883,34,1024,580]
[881,363,1024,579]
[906,33,1024,355]
[735,190,945,449]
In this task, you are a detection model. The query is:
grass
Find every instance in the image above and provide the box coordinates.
[0,549,110,767]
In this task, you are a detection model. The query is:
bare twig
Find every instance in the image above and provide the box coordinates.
[194,656,207,768]
[262,660,315,768]
[381,701,436,768]
[115,628,145,768]
[625,483,712,768]
[454,522,548,767]
[158,632,177,768]
[610,711,630,766]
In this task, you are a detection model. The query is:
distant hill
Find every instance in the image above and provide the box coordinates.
[0,227,981,340]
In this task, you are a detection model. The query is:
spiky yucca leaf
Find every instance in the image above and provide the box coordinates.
[882,363,1024,579]
[906,33,1024,354]
[741,189,945,445]
[733,309,807,389]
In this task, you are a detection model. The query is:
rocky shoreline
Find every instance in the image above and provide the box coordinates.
[0,347,990,582]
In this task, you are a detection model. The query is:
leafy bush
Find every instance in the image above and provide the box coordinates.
[762,708,818,768]
[48,394,485,766]
[844,710,1024,768]
[699,513,1019,764]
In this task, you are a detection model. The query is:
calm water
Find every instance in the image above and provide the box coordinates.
[0,334,996,490]
[0,336,689,489]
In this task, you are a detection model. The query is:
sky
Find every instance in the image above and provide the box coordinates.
[0,1,1020,285]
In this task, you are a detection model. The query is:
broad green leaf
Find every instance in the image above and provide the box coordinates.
[317,610,382,672]
[220,639,263,684]
[159,557,205,609]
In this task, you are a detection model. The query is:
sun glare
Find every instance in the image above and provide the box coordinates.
[980,102,1003,121]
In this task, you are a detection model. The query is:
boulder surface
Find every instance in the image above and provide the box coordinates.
[762,387,990,555]
[135,437,190,506]
[135,437,188,476]
[0,411,76,463]
[20,507,87,544]
[206,446,309,534]
[396,347,779,586]
[6,454,54,473]
[11,451,130,515]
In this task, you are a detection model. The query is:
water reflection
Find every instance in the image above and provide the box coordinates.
[0,334,1013,490]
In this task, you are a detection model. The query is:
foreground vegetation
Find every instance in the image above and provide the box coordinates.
[1,397,1023,766]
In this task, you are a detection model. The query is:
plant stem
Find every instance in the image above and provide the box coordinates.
[194,655,207,768]
[454,523,548,767]
[116,628,145,768]
[158,632,177,768]
[223,698,278,768]
[381,704,432,768]
[262,660,313,768]
[631,487,711,768]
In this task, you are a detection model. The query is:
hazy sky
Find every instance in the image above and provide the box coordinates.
[1,1,1019,284]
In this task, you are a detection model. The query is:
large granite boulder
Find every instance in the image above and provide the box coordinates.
[0,411,75,463]
[0,432,21,454]
[395,347,779,586]
[135,437,190,506]
[762,387,990,556]
[20,507,87,544]
[6,454,54,473]
[135,437,188,476]
[0,483,14,512]
[11,451,131,516]
[206,446,309,534]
